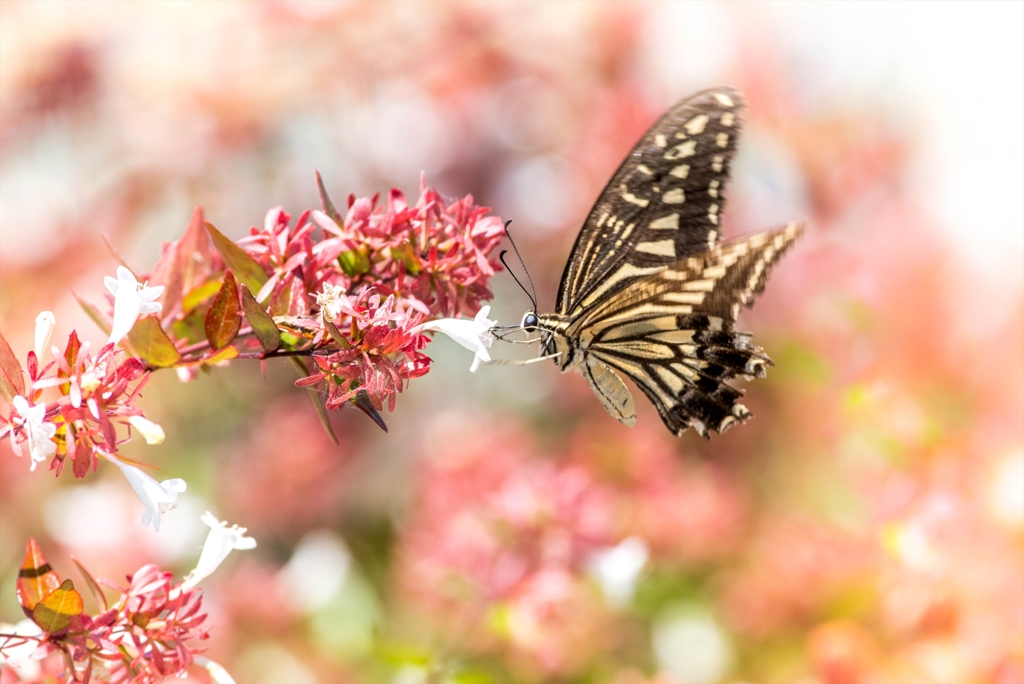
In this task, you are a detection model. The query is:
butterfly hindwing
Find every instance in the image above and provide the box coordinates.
[570,223,803,437]
[557,88,745,318]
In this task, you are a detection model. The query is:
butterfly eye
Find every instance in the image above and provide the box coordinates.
[522,312,539,331]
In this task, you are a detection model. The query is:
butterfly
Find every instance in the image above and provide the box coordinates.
[515,87,803,438]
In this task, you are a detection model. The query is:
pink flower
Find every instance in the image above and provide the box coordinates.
[25,333,154,477]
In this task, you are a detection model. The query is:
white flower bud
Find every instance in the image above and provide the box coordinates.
[34,311,55,359]
[129,415,166,445]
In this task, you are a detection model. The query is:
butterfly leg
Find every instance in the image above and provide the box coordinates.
[483,352,562,366]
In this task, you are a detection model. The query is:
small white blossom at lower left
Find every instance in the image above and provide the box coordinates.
[418,305,496,372]
[103,453,186,532]
[11,396,56,471]
[181,512,257,590]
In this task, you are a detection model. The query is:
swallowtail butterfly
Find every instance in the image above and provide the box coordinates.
[518,87,802,438]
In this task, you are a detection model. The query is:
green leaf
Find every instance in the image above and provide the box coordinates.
[171,307,208,346]
[240,284,280,353]
[316,169,344,225]
[352,390,388,433]
[290,357,338,445]
[127,316,181,367]
[205,221,269,295]
[205,271,242,351]
[31,579,83,633]
[390,242,421,275]
[323,319,347,348]
[0,329,24,403]
[205,345,238,364]
[181,279,223,315]
[72,290,111,338]
[338,247,371,278]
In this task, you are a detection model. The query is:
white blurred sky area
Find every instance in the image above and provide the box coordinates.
[640,1,1023,283]
[0,1,1021,287]
[783,1,1024,280]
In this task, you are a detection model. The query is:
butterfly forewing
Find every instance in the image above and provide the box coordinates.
[557,88,745,318]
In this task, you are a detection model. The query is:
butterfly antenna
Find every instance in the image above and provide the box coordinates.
[500,220,539,310]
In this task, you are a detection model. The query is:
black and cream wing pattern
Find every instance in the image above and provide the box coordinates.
[533,87,803,438]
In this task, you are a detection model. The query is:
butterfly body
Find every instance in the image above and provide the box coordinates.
[521,87,803,438]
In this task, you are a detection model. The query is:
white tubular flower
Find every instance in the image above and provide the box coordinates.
[418,305,496,373]
[194,656,238,684]
[33,311,55,360]
[128,415,166,445]
[103,453,186,532]
[587,536,649,608]
[11,396,56,471]
[316,282,347,322]
[104,266,164,345]
[181,512,257,590]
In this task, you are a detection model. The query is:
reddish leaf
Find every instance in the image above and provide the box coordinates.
[71,557,107,612]
[149,239,183,320]
[127,316,181,368]
[240,284,281,353]
[72,290,112,338]
[205,271,242,351]
[17,539,61,614]
[57,331,83,398]
[316,170,344,225]
[290,357,338,444]
[205,222,269,296]
[32,579,83,633]
[63,330,81,364]
[180,207,212,292]
[100,235,135,274]
[0,329,24,403]
[269,273,297,316]
[72,439,93,479]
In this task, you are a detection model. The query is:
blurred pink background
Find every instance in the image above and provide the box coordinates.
[1,2,1021,683]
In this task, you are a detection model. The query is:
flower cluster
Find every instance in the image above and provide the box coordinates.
[2,328,157,479]
[2,175,504,494]
[0,520,253,683]
[232,178,504,411]
[397,415,620,674]
[296,292,431,413]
